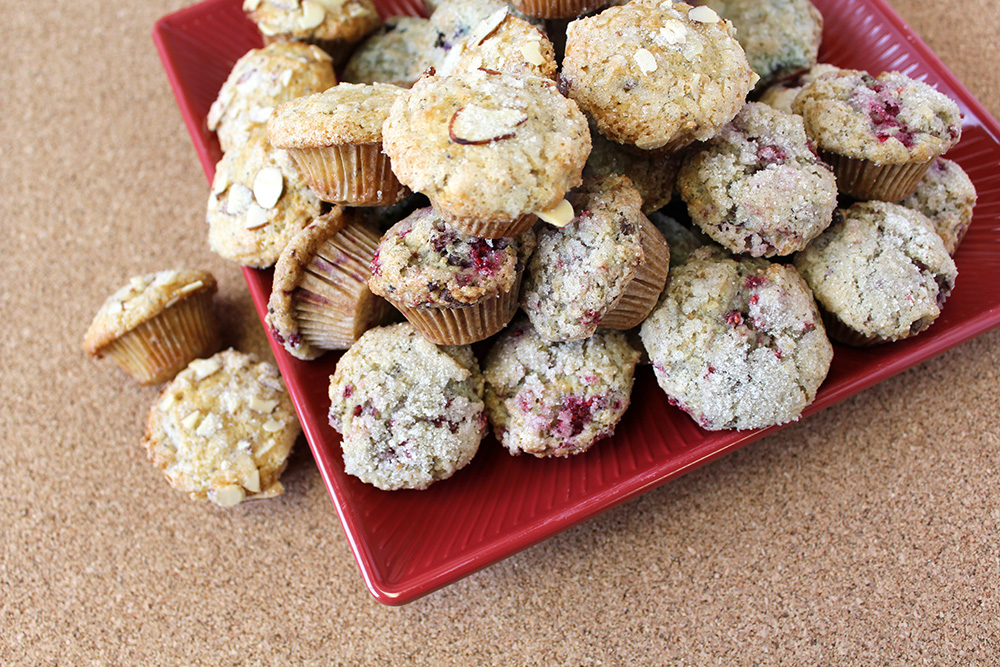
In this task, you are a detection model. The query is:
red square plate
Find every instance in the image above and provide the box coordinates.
[154,0,1000,604]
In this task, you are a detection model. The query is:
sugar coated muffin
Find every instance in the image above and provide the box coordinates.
[437,8,557,80]
[794,201,958,345]
[584,126,682,214]
[84,270,221,386]
[677,102,838,257]
[342,17,444,87]
[243,0,382,65]
[267,82,409,206]
[483,319,640,457]
[267,207,395,359]
[899,157,977,255]
[142,349,300,507]
[560,0,757,152]
[328,323,487,490]
[207,42,336,154]
[694,0,822,90]
[368,207,536,344]
[381,68,590,237]
[522,174,669,341]
[206,133,323,267]
[792,69,963,201]
[640,246,833,431]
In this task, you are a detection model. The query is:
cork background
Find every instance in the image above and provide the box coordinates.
[3,0,999,663]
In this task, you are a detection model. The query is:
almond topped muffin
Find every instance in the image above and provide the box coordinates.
[243,0,382,65]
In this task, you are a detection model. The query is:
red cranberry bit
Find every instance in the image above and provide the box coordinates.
[749,294,759,305]
[369,247,382,276]
[343,384,354,399]
[744,274,767,290]
[803,321,815,332]
[558,395,596,438]
[725,311,744,327]
[756,144,787,165]
[430,416,460,433]
[580,309,603,326]
[468,238,504,275]
[353,405,363,417]
[268,321,285,345]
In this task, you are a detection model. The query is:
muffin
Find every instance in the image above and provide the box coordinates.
[437,8,557,80]
[267,207,395,360]
[522,174,670,341]
[640,246,833,430]
[328,323,487,490]
[142,349,300,507]
[342,16,444,87]
[207,41,336,154]
[677,102,838,257]
[483,318,640,457]
[584,126,682,214]
[899,157,977,255]
[560,0,757,152]
[794,201,958,345]
[693,0,822,90]
[243,0,382,66]
[84,270,221,386]
[267,82,409,206]
[791,68,963,202]
[381,68,591,237]
[206,133,323,268]
[368,207,536,344]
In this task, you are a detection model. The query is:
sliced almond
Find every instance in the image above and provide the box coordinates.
[521,39,545,66]
[181,411,202,431]
[212,485,246,508]
[535,199,575,228]
[227,182,253,214]
[243,0,262,10]
[449,105,528,145]
[249,396,279,413]
[688,5,720,23]
[244,203,270,231]
[634,48,658,75]
[189,356,223,380]
[298,1,326,30]
[248,105,274,123]
[253,167,284,209]
[658,21,687,45]
[195,413,219,437]
[177,280,204,296]
[262,419,285,433]
[242,468,262,494]
[468,7,508,47]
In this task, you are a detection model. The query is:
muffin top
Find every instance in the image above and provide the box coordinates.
[327,322,486,490]
[794,201,958,342]
[342,17,444,87]
[560,0,757,151]
[207,41,336,153]
[437,8,557,80]
[640,246,833,431]
[381,68,591,226]
[483,318,640,457]
[368,206,536,307]
[899,157,977,255]
[694,0,822,90]
[677,102,838,257]
[268,82,407,147]
[84,269,217,356]
[583,125,681,214]
[206,133,323,268]
[243,0,382,44]
[791,69,963,163]
[521,174,648,341]
[142,349,300,507]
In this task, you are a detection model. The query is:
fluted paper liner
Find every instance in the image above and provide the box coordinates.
[821,150,934,203]
[509,0,607,19]
[289,142,409,206]
[391,277,523,346]
[101,291,221,385]
[600,214,671,330]
[435,207,538,240]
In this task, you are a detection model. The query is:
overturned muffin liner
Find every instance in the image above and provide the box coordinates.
[821,150,934,203]
[100,292,221,385]
[290,221,395,352]
[390,278,523,346]
[508,0,608,19]
[288,142,409,207]
[434,207,538,240]
[600,214,671,330]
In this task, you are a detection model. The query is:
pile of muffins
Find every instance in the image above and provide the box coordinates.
[89,0,979,495]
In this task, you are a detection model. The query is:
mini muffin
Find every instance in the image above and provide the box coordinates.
[522,174,670,341]
[677,102,838,257]
[243,0,382,65]
[438,8,557,80]
[267,207,395,360]
[368,207,536,344]
[382,68,591,237]
[207,42,336,154]
[142,349,300,507]
[342,16,444,87]
[899,157,977,255]
[267,82,409,206]
[429,0,527,53]
[648,211,714,267]
[584,126,682,214]
[483,318,640,457]
[792,68,963,202]
[206,133,323,268]
[328,323,486,490]
[794,201,958,345]
[84,270,221,385]
[640,246,833,431]
[758,63,840,115]
[693,0,822,90]
[560,0,757,152]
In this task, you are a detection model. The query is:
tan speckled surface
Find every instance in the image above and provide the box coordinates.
[2,1,999,663]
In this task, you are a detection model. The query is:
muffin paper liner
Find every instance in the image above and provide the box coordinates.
[289,142,409,206]
[435,207,538,240]
[102,291,221,385]
[291,222,394,350]
[508,0,608,19]
[821,150,934,202]
[600,214,671,330]
[390,278,522,346]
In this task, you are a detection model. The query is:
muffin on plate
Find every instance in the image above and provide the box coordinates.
[437,7,557,80]
[243,0,382,66]
[899,157,977,255]
[84,269,221,386]
[342,16,444,87]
